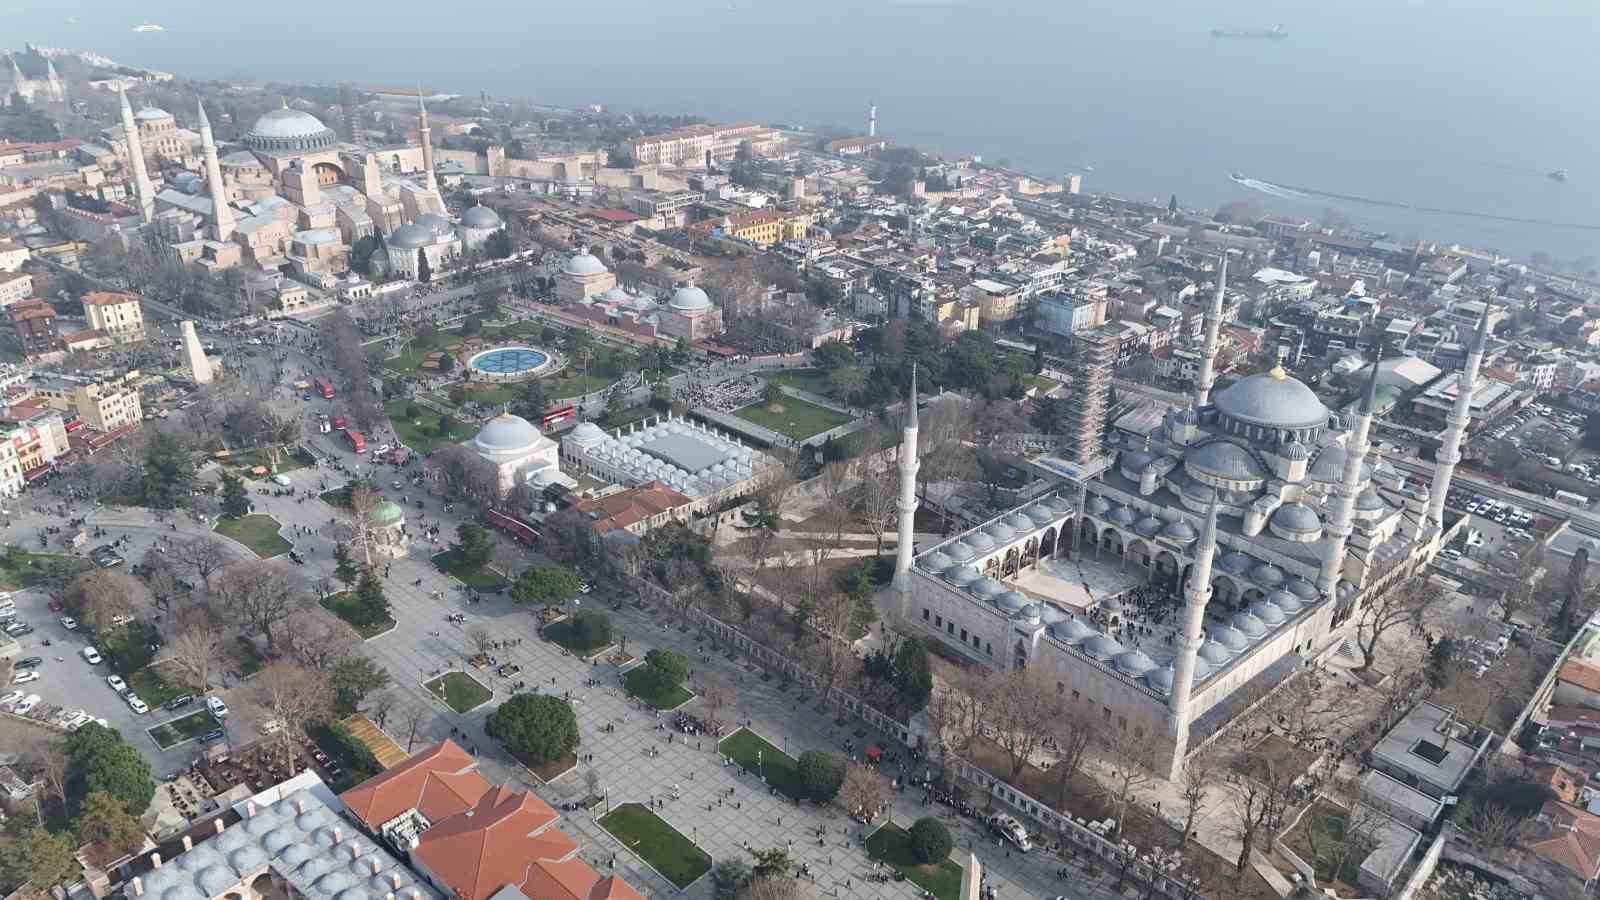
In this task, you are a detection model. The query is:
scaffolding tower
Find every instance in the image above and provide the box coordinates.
[1063,325,1115,466]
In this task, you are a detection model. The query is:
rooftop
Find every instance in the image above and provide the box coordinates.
[1370,701,1484,793]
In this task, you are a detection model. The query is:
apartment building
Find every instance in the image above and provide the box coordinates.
[81,291,146,344]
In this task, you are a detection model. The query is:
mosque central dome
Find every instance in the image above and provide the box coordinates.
[244,106,337,152]
[472,414,543,454]
[1213,366,1330,431]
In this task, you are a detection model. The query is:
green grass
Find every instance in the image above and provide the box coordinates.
[599,803,711,888]
[126,666,184,706]
[214,515,292,558]
[321,591,397,639]
[465,384,517,406]
[763,368,835,395]
[866,823,965,900]
[542,619,612,654]
[719,728,805,800]
[623,667,693,711]
[596,405,657,430]
[147,710,217,749]
[733,396,853,441]
[431,551,508,591]
[227,449,307,475]
[548,371,618,399]
[0,551,90,591]
[424,671,491,713]
[384,399,479,454]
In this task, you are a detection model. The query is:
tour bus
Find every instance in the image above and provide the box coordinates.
[343,429,366,453]
[1556,489,1591,509]
[315,376,335,399]
[541,404,577,430]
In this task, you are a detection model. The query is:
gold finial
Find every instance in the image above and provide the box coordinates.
[1268,362,1287,380]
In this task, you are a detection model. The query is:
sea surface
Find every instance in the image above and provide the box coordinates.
[9,0,1598,261]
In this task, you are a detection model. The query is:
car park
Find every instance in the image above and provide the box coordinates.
[106,675,127,693]
[125,694,148,714]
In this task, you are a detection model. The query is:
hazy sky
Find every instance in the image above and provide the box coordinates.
[12,0,1598,257]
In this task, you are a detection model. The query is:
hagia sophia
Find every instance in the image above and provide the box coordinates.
[110,87,502,292]
[893,260,1479,779]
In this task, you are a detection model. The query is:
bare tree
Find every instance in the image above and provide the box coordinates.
[1354,575,1430,673]
[1224,754,1297,872]
[346,482,380,568]
[1049,705,1096,808]
[1175,752,1221,849]
[32,741,68,815]
[738,877,808,900]
[63,571,142,635]
[1456,797,1529,849]
[286,615,359,671]
[989,667,1059,780]
[166,613,223,693]
[1101,725,1157,838]
[254,662,333,772]
[399,703,429,751]
[212,560,312,653]
[585,767,602,801]
[816,461,855,550]
[468,625,494,656]
[172,536,231,585]
[368,691,397,730]
[853,463,899,556]
[836,763,889,820]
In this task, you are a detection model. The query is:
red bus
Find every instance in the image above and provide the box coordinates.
[315,376,335,399]
[485,508,539,546]
[343,430,366,453]
[541,404,576,429]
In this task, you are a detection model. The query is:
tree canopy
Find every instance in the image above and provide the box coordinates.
[486,693,580,765]
[65,724,154,818]
[511,564,579,604]
[796,750,845,802]
[909,817,952,863]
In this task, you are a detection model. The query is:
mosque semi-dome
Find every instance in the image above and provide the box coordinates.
[1186,441,1267,482]
[1213,367,1331,431]
[244,105,338,152]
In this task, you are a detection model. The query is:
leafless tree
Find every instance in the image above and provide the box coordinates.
[1175,752,1221,849]
[368,691,397,730]
[173,536,231,585]
[346,482,381,568]
[1224,754,1297,872]
[1101,725,1157,838]
[31,741,68,815]
[989,667,1059,780]
[286,615,359,671]
[837,763,889,820]
[585,767,601,801]
[166,614,223,693]
[853,463,899,556]
[1354,575,1430,673]
[399,703,429,751]
[212,560,312,653]
[468,625,494,655]
[63,571,143,636]
[1456,797,1529,849]
[738,877,809,900]
[254,661,333,772]
[1049,705,1096,808]
[816,461,855,549]
[139,548,184,609]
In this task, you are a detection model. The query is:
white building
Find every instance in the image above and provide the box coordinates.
[466,413,567,497]
[560,416,779,511]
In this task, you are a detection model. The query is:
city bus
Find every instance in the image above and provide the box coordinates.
[315,376,335,399]
[343,429,366,453]
[541,404,577,430]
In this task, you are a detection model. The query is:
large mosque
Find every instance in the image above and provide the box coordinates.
[895,258,1480,778]
[115,89,501,290]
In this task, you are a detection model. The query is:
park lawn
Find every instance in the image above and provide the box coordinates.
[733,396,852,441]
[597,405,656,430]
[548,371,616,399]
[227,449,306,476]
[126,665,184,706]
[215,515,292,558]
[431,551,508,591]
[380,343,432,373]
[599,803,710,889]
[763,368,835,395]
[0,552,89,591]
[424,671,491,713]
[147,710,217,750]
[718,728,805,801]
[543,619,612,655]
[384,399,479,454]
[466,384,517,407]
[866,823,965,900]
[321,592,397,639]
[623,667,693,711]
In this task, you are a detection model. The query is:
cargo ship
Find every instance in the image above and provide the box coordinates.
[1212,24,1288,39]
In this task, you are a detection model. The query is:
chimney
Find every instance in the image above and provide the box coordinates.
[295,798,306,814]
[389,874,403,890]
[349,843,361,859]
[333,827,343,845]
[369,859,380,875]
[246,801,257,818]
[151,853,162,869]
[132,878,144,897]
[213,818,225,835]
[411,890,422,900]
[182,836,193,852]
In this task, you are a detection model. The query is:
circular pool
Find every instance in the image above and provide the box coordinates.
[466,346,555,381]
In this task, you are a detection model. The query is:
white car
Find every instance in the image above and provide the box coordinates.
[271,474,292,487]
[12,671,37,685]
[81,646,102,664]
[106,674,128,694]
[0,690,24,708]
[207,695,229,718]
[125,694,148,714]
[13,694,40,715]
[59,616,77,630]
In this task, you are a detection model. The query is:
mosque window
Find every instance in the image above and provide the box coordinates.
[985,642,993,655]
[960,628,968,642]
[946,622,954,635]
[922,609,930,621]
[1056,682,1064,695]
[934,615,942,627]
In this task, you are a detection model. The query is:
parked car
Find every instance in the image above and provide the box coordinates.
[80,646,101,664]
[125,694,148,714]
[13,694,40,715]
[271,474,291,487]
[207,696,229,718]
[59,616,77,630]
[164,694,195,711]
[4,622,33,637]
[15,657,42,669]
[11,671,37,685]
[198,728,226,744]
[106,674,127,693]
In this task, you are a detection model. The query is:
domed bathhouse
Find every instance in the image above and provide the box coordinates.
[458,413,571,498]
[456,203,503,251]
[555,246,617,302]
[893,259,1478,780]
[560,413,781,511]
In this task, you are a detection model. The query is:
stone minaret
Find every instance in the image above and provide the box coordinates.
[118,87,155,223]
[6,55,28,103]
[1192,253,1227,409]
[868,103,878,138]
[44,57,63,102]
[197,100,234,242]
[891,364,920,598]
[1167,491,1219,777]
[417,92,437,194]
[1318,362,1381,597]
[1427,305,1491,528]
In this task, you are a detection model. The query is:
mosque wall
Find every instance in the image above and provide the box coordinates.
[434,148,488,175]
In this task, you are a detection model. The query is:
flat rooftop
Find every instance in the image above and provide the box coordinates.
[641,431,729,474]
[1370,701,1482,792]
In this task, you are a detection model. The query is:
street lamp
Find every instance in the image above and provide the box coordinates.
[758,749,764,782]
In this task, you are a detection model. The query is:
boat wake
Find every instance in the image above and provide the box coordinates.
[1230,172,1600,232]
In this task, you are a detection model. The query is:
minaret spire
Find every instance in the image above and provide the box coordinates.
[118,87,155,224]
[197,99,234,242]
[1167,491,1219,778]
[891,363,921,600]
[417,86,437,194]
[1318,350,1381,598]
[1192,252,1228,409]
[1427,304,1491,527]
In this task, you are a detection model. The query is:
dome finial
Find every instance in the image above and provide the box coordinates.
[1268,362,1287,380]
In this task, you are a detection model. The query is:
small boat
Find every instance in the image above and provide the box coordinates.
[1549,169,1569,182]
[132,23,164,32]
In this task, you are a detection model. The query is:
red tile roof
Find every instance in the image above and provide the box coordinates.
[1529,801,1600,882]
[1559,659,1600,696]
[572,480,689,534]
[81,291,138,307]
[587,209,641,223]
[340,740,491,829]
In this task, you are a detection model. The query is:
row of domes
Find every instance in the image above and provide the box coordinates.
[928,498,1075,564]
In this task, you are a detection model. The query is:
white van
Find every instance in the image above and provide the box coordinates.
[81,646,102,664]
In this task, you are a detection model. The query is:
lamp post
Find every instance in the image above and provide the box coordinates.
[758,749,764,783]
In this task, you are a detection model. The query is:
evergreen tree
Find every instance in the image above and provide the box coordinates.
[219,472,249,519]
[416,250,432,283]
[333,542,360,586]
[354,570,390,628]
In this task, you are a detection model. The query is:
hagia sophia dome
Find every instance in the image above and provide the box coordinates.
[243,104,338,153]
